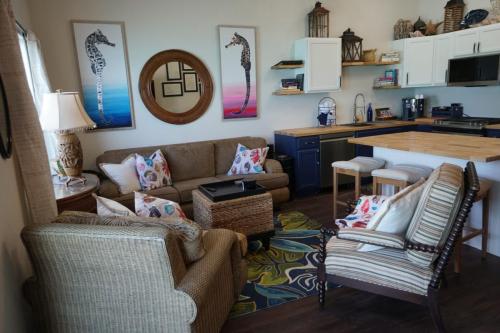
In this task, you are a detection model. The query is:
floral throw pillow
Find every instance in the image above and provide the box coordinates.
[334,195,388,229]
[227,144,269,176]
[134,192,186,219]
[135,150,172,190]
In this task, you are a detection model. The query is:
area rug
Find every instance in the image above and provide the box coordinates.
[229,211,326,318]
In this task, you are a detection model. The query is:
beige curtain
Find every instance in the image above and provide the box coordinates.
[0,0,57,224]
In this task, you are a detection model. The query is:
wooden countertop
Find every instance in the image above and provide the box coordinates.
[274,118,435,137]
[486,124,500,130]
[348,131,500,162]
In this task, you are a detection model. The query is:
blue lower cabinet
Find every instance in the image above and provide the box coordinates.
[354,126,414,157]
[275,134,320,196]
[487,129,500,138]
[417,125,433,132]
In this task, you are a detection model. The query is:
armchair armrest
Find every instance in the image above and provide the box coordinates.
[337,228,405,250]
[404,241,441,254]
[264,159,284,174]
[320,220,339,237]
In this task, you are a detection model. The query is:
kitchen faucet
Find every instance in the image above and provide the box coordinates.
[353,93,366,124]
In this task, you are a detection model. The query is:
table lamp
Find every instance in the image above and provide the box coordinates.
[39,90,96,183]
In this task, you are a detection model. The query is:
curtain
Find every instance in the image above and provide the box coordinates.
[0,0,57,224]
[25,30,57,160]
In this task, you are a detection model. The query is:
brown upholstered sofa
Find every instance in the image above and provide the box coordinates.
[96,136,290,217]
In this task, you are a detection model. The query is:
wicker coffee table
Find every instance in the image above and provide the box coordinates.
[193,189,275,250]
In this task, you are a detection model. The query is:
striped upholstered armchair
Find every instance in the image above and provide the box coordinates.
[22,220,246,333]
[318,162,479,332]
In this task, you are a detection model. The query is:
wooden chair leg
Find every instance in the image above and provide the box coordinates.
[372,177,379,195]
[332,167,338,219]
[454,236,462,274]
[428,288,446,333]
[354,172,361,201]
[482,194,489,259]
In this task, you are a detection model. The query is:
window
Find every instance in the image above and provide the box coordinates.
[17,24,34,95]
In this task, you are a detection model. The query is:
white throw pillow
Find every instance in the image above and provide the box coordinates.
[358,178,426,252]
[93,194,136,217]
[99,155,141,195]
[134,192,186,219]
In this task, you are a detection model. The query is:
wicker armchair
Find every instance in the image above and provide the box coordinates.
[318,162,479,333]
[22,223,246,333]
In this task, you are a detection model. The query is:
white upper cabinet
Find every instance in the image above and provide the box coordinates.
[392,37,434,87]
[454,29,478,57]
[454,23,500,57]
[294,38,342,93]
[478,24,500,54]
[433,34,454,86]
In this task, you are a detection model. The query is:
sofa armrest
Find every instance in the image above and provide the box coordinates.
[98,179,121,198]
[264,159,284,174]
[337,228,405,249]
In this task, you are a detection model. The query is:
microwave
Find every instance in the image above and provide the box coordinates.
[448,54,500,87]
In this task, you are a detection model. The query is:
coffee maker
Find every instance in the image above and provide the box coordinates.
[402,95,425,121]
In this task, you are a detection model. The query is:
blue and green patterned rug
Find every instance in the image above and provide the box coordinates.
[230,211,325,318]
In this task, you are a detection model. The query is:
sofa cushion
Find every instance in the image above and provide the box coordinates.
[99,155,141,195]
[173,177,219,203]
[216,173,288,190]
[54,211,205,264]
[135,150,173,190]
[102,186,181,210]
[405,163,464,267]
[214,137,267,175]
[93,194,136,217]
[165,142,215,182]
[227,144,269,176]
[96,146,165,168]
[135,192,186,219]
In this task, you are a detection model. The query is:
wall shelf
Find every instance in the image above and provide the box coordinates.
[373,85,401,90]
[273,90,304,96]
[343,61,399,67]
[271,64,304,70]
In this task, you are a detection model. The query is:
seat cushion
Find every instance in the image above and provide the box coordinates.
[173,177,219,203]
[372,164,434,183]
[216,173,289,190]
[214,137,267,175]
[405,163,464,267]
[325,237,433,295]
[164,142,215,182]
[102,186,181,210]
[332,157,385,173]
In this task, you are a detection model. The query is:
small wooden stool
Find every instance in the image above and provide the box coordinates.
[454,179,492,273]
[332,157,385,219]
[371,164,434,195]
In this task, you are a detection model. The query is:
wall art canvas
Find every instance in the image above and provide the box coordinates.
[72,21,134,130]
[219,26,257,120]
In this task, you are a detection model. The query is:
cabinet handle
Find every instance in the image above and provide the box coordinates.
[478,42,481,53]
[473,42,477,53]
[445,69,448,83]
[339,76,342,88]
[406,73,409,85]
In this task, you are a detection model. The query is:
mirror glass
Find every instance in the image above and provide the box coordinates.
[0,74,12,159]
[151,61,203,113]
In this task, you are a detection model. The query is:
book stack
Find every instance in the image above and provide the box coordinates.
[275,74,304,94]
[374,69,399,88]
[380,51,400,63]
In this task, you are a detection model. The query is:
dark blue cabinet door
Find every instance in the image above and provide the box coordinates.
[487,129,500,138]
[295,148,320,195]
[417,125,433,132]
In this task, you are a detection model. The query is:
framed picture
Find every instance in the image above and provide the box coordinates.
[166,61,182,80]
[183,72,198,92]
[182,63,194,71]
[162,82,183,97]
[219,26,257,120]
[72,20,134,130]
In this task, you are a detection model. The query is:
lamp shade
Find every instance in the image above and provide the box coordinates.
[39,91,96,132]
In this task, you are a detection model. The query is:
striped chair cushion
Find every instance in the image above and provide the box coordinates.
[325,238,433,295]
[405,163,464,267]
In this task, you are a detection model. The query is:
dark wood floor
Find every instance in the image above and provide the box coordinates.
[222,192,500,333]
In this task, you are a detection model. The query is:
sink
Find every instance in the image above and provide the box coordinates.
[339,123,372,127]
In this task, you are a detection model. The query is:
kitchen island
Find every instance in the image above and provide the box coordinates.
[349,131,500,256]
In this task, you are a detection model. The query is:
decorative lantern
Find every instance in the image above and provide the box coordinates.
[308,2,330,38]
[443,0,465,33]
[341,28,363,62]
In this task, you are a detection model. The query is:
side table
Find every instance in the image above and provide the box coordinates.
[53,173,100,214]
[192,189,275,250]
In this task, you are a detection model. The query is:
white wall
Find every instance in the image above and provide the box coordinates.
[1,2,34,332]
[26,0,419,169]
[416,0,500,117]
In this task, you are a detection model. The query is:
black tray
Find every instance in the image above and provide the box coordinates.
[198,179,266,202]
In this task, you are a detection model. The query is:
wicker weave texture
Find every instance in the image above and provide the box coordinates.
[193,190,274,236]
[443,5,464,33]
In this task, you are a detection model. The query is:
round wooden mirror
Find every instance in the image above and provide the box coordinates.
[139,49,213,124]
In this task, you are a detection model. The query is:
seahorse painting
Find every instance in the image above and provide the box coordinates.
[85,29,115,124]
[225,32,251,114]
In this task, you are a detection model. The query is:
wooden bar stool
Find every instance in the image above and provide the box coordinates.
[454,178,492,273]
[332,157,385,219]
[371,164,434,195]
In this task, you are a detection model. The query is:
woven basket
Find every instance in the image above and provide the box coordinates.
[443,4,464,33]
[193,190,274,236]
